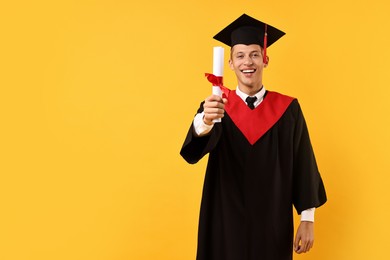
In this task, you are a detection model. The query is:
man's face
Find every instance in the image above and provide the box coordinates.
[229,44,266,93]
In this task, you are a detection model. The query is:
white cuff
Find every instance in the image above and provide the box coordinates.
[301,208,315,222]
[193,112,214,136]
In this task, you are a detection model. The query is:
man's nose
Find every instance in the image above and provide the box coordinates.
[243,56,253,65]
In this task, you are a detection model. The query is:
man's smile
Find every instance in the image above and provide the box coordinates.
[241,69,256,74]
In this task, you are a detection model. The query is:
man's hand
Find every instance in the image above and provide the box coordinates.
[294,221,314,254]
[203,95,228,125]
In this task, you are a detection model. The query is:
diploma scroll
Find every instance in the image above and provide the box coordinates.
[212,46,224,123]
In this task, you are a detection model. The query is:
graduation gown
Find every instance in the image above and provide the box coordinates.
[180,90,327,260]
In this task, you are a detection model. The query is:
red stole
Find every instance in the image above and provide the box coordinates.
[225,90,295,145]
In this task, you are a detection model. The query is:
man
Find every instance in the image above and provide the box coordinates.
[180,14,327,260]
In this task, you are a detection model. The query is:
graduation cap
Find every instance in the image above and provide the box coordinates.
[213,14,285,63]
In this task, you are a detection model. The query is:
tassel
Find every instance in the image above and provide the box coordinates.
[263,24,268,64]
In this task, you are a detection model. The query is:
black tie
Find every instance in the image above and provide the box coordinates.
[246,96,257,110]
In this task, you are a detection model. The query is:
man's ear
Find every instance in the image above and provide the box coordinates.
[229,59,234,70]
[264,56,269,67]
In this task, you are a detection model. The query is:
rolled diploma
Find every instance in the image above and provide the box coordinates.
[212,46,224,123]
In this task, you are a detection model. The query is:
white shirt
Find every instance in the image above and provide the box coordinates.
[193,86,316,222]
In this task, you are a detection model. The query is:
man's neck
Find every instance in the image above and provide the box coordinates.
[237,83,263,96]
[235,85,266,109]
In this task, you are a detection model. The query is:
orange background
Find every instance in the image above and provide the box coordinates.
[1,0,390,259]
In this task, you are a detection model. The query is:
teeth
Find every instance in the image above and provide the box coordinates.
[242,70,255,73]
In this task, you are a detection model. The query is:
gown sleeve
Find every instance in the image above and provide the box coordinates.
[180,102,222,164]
[292,100,327,214]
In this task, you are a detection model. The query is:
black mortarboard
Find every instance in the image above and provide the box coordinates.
[213,13,285,48]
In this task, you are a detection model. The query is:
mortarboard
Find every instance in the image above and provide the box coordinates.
[213,14,285,63]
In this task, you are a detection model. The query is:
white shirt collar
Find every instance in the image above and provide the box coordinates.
[235,86,266,108]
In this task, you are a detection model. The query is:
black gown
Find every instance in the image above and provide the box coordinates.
[180,90,327,260]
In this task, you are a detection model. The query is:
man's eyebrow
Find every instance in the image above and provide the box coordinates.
[235,50,261,54]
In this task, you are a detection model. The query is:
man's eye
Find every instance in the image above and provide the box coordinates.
[237,55,244,59]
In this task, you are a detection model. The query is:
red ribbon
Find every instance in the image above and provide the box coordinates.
[205,73,230,98]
